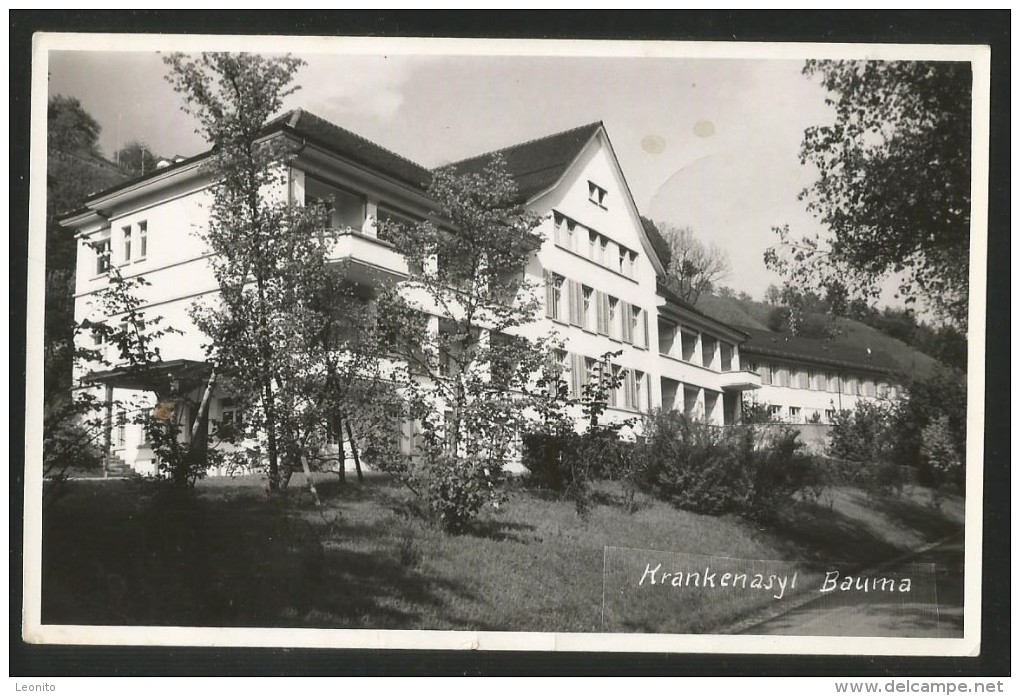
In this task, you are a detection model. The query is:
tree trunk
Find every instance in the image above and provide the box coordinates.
[300,453,321,507]
[345,419,364,482]
[263,377,279,490]
[190,366,218,441]
[335,414,347,485]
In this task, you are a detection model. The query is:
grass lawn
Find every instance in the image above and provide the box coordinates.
[40,473,964,633]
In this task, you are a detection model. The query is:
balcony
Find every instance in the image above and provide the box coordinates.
[718,369,762,391]
[323,227,409,283]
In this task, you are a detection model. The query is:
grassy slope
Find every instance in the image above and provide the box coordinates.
[42,475,963,633]
[695,294,940,380]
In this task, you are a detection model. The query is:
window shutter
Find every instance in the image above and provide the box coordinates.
[642,310,649,349]
[570,353,585,397]
[596,291,608,335]
[568,280,582,327]
[620,301,631,343]
[544,271,554,319]
[624,370,635,409]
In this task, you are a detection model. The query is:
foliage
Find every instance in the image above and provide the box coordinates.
[373,154,547,530]
[164,51,358,491]
[634,411,818,522]
[45,96,127,401]
[740,395,776,425]
[654,221,730,304]
[521,352,639,517]
[114,140,164,178]
[826,400,896,464]
[920,415,963,489]
[408,453,506,533]
[846,303,967,371]
[892,368,967,478]
[766,60,972,328]
[45,263,182,495]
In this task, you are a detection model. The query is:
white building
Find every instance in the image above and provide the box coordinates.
[737,327,901,425]
[60,110,895,475]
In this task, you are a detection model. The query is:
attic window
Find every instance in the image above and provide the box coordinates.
[588,181,607,208]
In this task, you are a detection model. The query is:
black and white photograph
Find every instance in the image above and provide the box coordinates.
[21,27,995,660]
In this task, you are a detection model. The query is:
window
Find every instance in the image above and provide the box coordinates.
[94,236,112,275]
[115,408,127,448]
[588,181,607,207]
[634,370,646,411]
[305,177,366,231]
[588,230,598,260]
[827,373,839,392]
[720,343,733,372]
[598,238,608,265]
[122,225,132,262]
[581,286,594,330]
[609,364,623,407]
[797,370,811,389]
[617,248,626,274]
[550,274,565,321]
[758,363,773,385]
[608,296,619,340]
[630,306,643,348]
[768,405,783,418]
[137,221,147,259]
[789,406,801,422]
[824,409,836,423]
[862,380,877,397]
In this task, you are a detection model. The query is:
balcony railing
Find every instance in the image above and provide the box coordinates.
[718,369,762,390]
[320,226,409,279]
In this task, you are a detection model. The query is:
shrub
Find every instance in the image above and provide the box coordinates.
[636,410,743,515]
[739,427,822,523]
[920,415,963,489]
[827,400,895,463]
[636,411,818,522]
[408,452,506,533]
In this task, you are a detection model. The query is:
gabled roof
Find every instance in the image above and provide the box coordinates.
[442,122,603,202]
[737,326,900,376]
[60,109,435,220]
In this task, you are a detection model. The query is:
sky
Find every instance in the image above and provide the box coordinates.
[47,46,839,301]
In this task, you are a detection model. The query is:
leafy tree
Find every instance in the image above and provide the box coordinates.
[114,140,164,178]
[374,155,549,530]
[892,368,967,477]
[46,262,181,495]
[163,52,309,491]
[45,96,127,402]
[656,221,730,304]
[766,60,972,328]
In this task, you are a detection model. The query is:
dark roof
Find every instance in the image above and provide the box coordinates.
[442,122,603,201]
[273,109,432,190]
[61,109,434,217]
[737,326,900,375]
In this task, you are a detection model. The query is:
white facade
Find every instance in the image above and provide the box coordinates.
[740,354,900,425]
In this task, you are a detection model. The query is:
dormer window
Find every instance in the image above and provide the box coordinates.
[588,181,607,208]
